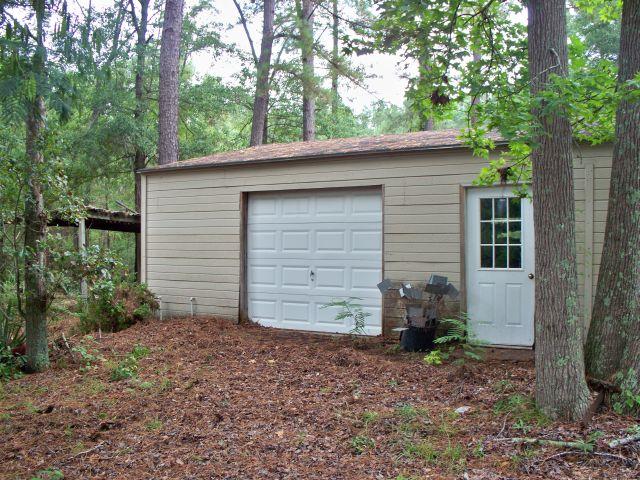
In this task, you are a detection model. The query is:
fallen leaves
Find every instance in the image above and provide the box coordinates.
[0,316,638,480]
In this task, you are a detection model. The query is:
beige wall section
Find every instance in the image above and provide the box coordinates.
[141,144,613,333]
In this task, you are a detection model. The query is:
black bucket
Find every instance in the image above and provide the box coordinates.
[400,325,436,352]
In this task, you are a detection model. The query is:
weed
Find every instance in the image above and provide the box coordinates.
[82,378,106,395]
[145,418,163,431]
[493,379,516,394]
[494,394,548,432]
[423,350,444,365]
[321,298,371,336]
[350,435,375,454]
[63,425,74,438]
[109,344,149,382]
[131,344,150,359]
[159,377,173,391]
[394,403,429,421]
[388,379,399,387]
[440,442,467,473]
[361,410,379,427]
[509,445,539,467]
[403,440,438,463]
[70,442,86,455]
[30,468,64,480]
[435,412,459,437]
[319,386,332,394]
[295,431,308,446]
[472,440,485,458]
[137,380,154,390]
[72,343,105,373]
[385,344,403,355]
[109,359,137,381]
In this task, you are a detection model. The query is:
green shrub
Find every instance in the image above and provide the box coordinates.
[0,288,25,381]
[79,280,158,334]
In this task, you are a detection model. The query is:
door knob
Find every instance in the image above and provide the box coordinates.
[528,273,535,279]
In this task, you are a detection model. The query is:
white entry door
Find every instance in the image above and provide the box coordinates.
[247,189,382,335]
[465,186,535,346]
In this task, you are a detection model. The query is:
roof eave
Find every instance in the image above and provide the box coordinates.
[138,141,509,175]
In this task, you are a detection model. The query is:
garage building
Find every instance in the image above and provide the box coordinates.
[139,129,612,347]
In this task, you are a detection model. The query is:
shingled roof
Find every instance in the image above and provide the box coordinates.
[142,129,504,173]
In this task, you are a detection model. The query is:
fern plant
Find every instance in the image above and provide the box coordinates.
[321,298,371,336]
[433,313,485,364]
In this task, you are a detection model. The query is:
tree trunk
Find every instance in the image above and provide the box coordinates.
[585,0,640,411]
[418,54,434,131]
[132,0,149,279]
[158,0,185,165]
[24,5,49,372]
[330,0,339,115]
[299,0,315,141]
[422,116,435,131]
[528,0,590,420]
[250,0,275,146]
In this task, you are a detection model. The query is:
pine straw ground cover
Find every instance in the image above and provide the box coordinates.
[0,317,639,480]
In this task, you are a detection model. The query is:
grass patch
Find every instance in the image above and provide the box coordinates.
[403,439,438,463]
[350,435,375,454]
[30,468,65,480]
[145,418,163,431]
[494,394,549,433]
[361,410,379,427]
[394,403,429,421]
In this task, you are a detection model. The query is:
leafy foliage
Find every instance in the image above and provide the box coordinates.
[0,284,24,381]
[430,313,485,364]
[321,297,371,335]
[78,280,158,334]
[109,344,150,382]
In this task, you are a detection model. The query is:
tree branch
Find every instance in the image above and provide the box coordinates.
[232,0,258,66]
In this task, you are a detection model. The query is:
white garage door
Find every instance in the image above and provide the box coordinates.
[247,189,383,335]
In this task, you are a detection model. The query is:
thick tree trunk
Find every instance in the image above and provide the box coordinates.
[133,0,149,279]
[158,0,185,164]
[300,0,315,141]
[330,0,339,115]
[250,0,275,146]
[24,6,49,371]
[528,0,590,420]
[585,0,640,411]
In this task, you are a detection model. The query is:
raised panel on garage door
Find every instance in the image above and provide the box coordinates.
[247,189,383,335]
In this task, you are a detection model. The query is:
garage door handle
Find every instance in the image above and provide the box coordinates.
[310,270,315,281]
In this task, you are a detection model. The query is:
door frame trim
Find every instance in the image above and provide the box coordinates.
[460,183,533,346]
[239,185,385,334]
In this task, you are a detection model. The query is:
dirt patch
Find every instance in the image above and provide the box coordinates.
[1,317,638,479]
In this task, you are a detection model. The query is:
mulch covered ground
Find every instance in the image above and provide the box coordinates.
[1,317,638,479]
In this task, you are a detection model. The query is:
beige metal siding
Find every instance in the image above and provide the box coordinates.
[142,145,613,332]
